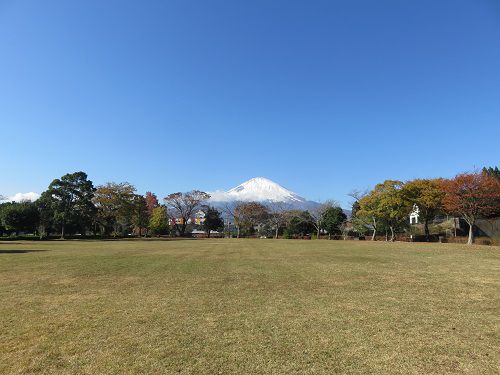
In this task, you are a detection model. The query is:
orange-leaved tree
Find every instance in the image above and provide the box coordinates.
[441,172,500,245]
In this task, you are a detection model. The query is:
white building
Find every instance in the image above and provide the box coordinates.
[409,204,419,224]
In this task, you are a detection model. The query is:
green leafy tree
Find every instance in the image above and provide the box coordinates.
[0,203,6,235]
[373,180,411,241]
[402,179,444,240]
[40,172,96,238]
[202,207,224,238]
[149,206,170,236]
[358,180,411,241]
[348,190,369,237]
[283,210,315,238]
[321,205,347,239]
[93,182,137,236]
[0,202,39,235]
[132,195,149,237]
[357,192,383,241]
[35,194,55,238]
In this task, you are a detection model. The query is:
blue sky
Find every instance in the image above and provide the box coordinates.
[1,0,499,208]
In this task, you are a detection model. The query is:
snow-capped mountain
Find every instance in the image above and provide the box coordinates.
[208,177,320,210]
[228,177,305,202]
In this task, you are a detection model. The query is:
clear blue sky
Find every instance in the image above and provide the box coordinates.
[1,0,499,207]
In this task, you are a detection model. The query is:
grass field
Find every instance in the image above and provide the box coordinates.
[0,239,499,374]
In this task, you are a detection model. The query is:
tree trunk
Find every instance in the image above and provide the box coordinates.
[179,223,187,237]
[207,230,211,238]
[467,222,474,245]
[275,226,279,239]
[389,226,395,242]
[237,226,240,239]
[61,224,65,239]
[317,227,320,240]
[424,218,430,241]
[328,233,331,240]
[385,229,388,241]
[371,228,376,241]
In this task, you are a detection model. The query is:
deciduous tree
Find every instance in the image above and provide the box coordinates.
[267,202,291,239]
[441,172,500,245]
[348,190,370,237]
[357,181,411,241]
[356,192,380,241]
[222,201,242,238]
[164,190,210,236]
[145,192,159,215]
[149,206,169,236]
[309,202,333,239]
[373,180,411,241]
[93,182,137,236]
[233,202,269,236]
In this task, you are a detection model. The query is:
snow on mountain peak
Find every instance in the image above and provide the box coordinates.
[209,177,306,203]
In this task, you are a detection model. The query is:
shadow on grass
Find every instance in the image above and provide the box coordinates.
[0,250,49,254]
[73,238,197,242]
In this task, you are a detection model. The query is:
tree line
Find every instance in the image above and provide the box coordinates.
[1,167,498,244]
[0,171,347,240]
[222,200,347,240]
[351,168,500,245]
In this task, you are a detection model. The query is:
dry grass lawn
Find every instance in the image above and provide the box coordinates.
[0,239,499,374]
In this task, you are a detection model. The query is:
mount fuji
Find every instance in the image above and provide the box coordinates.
[208,177,320,210]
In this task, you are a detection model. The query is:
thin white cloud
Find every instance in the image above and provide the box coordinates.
[1,192,40,202]
[207,190,232,202]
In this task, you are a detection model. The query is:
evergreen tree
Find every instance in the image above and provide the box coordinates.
[321,206,347,239]
[132,195,149,236]
[40,172,96,238]
[202,207,224,238]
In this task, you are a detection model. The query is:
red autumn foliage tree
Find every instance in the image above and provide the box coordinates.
[145,192,159,215]
[441,173,500,245]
